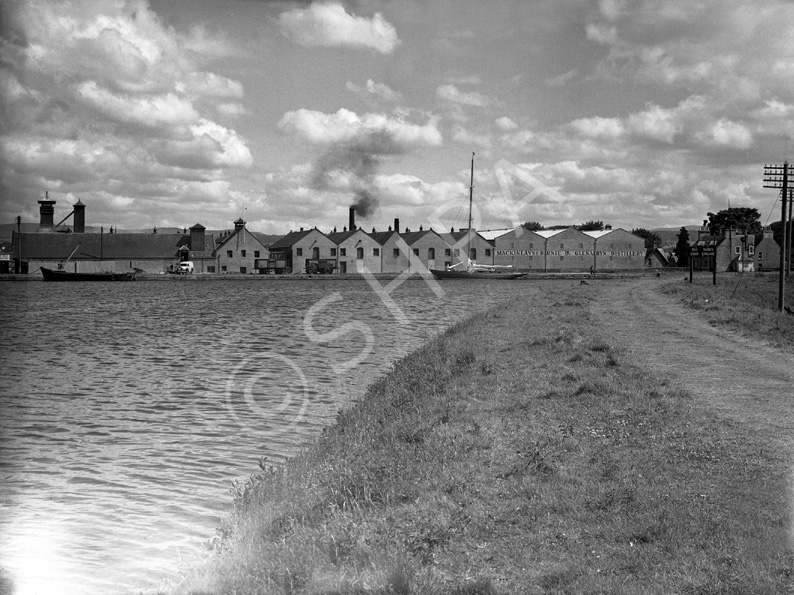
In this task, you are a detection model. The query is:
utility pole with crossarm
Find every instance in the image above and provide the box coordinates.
[763,162,792,311]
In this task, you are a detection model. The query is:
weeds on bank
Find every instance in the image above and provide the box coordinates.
[663,273,794,352]
[173,283,793,595]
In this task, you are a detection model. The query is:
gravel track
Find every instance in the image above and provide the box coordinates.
[589,278,794,455]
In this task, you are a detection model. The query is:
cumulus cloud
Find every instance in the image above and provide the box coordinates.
[278,3,400,53]
[278,108,442,149]
[2,0,251,227]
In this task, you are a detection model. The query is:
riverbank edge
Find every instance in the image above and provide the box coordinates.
[0,270,664,282]
[169,279,793,594]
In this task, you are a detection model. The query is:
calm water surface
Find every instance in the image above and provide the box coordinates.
[0,277,530,595]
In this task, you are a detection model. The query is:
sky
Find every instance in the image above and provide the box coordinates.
[2,0,794,235]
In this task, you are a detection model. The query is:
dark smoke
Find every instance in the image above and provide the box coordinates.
[310,133,404,220]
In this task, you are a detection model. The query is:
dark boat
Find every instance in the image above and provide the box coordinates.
[41,267,136,282]
[430,153,525,281]
[430,264,526,280]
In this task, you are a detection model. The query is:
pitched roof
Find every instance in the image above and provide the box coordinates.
[215,226,268,251]
[268,229,315,249]
[17,231,217,260]
[370,230,399,245]
[327,230,358,244]
[400,229,437,245]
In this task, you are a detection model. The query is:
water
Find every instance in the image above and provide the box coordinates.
[0,277,530,595]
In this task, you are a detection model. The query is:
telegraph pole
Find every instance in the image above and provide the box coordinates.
[763,162,791,311]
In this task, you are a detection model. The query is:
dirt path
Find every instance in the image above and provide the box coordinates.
[589,278,794,455]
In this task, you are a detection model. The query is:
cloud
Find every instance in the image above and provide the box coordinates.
[76,81,200,127]
[545,69,579,88]
[278,108,442,149]
[346,79,403,103]
[436,84,499,108]
[278,3,399,53]
[495,116,518,131]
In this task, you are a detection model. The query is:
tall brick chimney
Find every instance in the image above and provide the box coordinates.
[394,218,400,234]
[37,192,56,232]
[349,206,356,231]
[73,199,85,233]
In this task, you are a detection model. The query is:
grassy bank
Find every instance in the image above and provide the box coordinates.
[662,272,794,354]
[172,281,792,595]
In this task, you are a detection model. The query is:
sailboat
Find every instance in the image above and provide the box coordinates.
[430,154,526,280]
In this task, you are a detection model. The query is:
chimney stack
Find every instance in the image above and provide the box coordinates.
[73,199,85,233]
[37,192,56,232]
[190,223,206,252]
[349,206,356,231]
[394,218,400,234]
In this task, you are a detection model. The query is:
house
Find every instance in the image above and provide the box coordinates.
[214,219,269,274]
[755,231,781,271]
[645,247,669,268]
[690,223,766,272]
[327,228,382,274]
[267,228,336,274]
[400,226,448,273]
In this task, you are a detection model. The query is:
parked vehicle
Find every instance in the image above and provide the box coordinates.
[177,261,194,274]
[305,258,336,274]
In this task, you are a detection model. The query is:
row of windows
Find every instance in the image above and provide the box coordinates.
[294,247,493,259]
[224,250,260,258]
[506,242,637,250]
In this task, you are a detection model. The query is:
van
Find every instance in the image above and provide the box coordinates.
[177,261,194,274]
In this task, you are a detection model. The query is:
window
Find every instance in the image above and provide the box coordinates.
[240,266,247,274]
[356,247,364,259]
[393,248,400,257]
[227,250,233,258]
[579,243,583,249]
[748,246,755,255]
[735,246,741,255]
[254,251,260,258]
[470,248,476,259]
[485,248,491,257]
[241,250,246,257]
[560,243,564,249]
[296,247,303,256]
[221,265,227,272]
[330,248,337,256]
[453,248,460,257]
[207,266,215,273]
[373,248,380,256]
[413,248,419,256]
[560,255,564,261]
[529,243,533,249]
[758,250,764,260]
[445,248,451,256]
[340,248,346,256]
[428,247,435,259]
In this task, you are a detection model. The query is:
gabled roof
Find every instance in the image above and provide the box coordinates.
[327,229,359,244]
[370,230,399,245]
[535,228,567,238]
[400,229,440,245]
[215,226,268,252]
[478,228,516,241]
[268,229,315,249]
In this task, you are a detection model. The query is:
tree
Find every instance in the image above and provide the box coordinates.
[577,220,605,231]
[706,208,762,235]
[521,221,545,231]
[631,228,662,252]
[673,227,691,267]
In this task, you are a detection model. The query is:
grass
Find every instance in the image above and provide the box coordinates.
[661,271,794,353]
[170,281,793,595]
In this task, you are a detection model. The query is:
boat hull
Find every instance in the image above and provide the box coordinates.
[41,267,136,282]
[430,268,525,280]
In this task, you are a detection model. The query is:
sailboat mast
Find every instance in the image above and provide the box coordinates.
[467,152,474,262]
